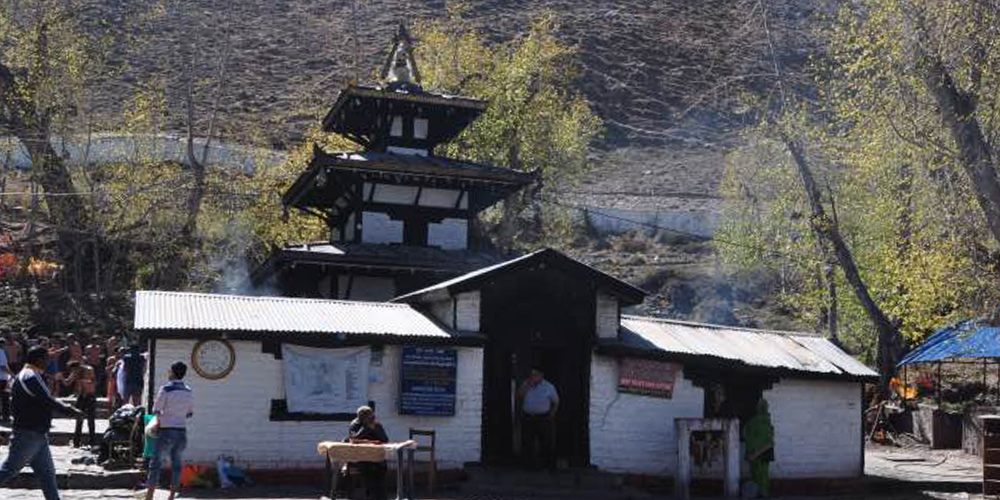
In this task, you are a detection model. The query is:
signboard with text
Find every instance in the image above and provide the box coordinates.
[399,347,457,416]
[618,358,678,398]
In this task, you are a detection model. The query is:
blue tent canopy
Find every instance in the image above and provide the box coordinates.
[898,320,1000,366]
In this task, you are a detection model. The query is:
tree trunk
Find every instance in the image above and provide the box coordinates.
[181,67,205,244]
[826,263,838,342]
[782,133,902,395]
[922,59,1000,248]
[0,63,88,234]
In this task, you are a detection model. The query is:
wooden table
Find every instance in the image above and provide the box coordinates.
[317,440,418,500]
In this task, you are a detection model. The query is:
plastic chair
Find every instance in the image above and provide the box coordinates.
[409,428,437,494]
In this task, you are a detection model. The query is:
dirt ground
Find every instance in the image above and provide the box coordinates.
[0,443,988,500]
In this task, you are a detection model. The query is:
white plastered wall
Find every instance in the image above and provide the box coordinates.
[589,355,704,476]
[594,292,619,339]
[589,356,864,479]
[149,339,483,470]
[763,379,863,478]
[361,212,403,244]
[428,219,468,250]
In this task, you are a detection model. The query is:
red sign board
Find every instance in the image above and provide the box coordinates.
[618,358,678,398]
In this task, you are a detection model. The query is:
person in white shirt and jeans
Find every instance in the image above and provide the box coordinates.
[517,367,560,471]
[145,361,194,500]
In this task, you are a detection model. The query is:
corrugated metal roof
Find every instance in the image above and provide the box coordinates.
[134,291,453,338]
[620,315,877,379]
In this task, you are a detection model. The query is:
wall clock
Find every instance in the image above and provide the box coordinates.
[191,339,236,380]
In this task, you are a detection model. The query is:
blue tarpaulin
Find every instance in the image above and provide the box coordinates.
[898,320,1000,366]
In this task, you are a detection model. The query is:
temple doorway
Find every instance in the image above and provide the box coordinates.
[480,266,593,468]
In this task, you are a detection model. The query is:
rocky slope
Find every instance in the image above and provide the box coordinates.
[27,0,825,331]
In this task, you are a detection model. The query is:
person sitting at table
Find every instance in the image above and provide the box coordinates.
[348,405,388,500]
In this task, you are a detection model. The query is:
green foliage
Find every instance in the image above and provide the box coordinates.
[240,127,354,264]
[718,0,1000,359]
[415,12,601,248]
[0,0,97,127]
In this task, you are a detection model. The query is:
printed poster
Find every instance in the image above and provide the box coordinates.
[282,345,370,414]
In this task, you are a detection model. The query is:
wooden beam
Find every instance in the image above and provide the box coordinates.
[363,202,471,220]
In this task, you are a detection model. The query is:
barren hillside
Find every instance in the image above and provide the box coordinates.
[89,0,817,146]
[69,0,820,330]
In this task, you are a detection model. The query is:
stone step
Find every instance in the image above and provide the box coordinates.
[457,481,654,500]
[1,417,112,446]
[464,466,621,490]
[7,466,145,490]
[2,443,144,490]
[461,466,643,500]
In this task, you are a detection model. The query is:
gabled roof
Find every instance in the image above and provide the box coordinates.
[392,248,647,305]
[311,148,535,185]
[282,146,536,212]
[321,85,486,146]
[134,291,477,344]
[610,315,878,382]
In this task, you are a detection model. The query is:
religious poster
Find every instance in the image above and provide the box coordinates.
[282,345,370,414]
[399,347,457,416]
[618,358,678,398]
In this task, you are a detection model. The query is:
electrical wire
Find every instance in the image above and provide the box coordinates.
[536,195,880,273]
[0,184,877,273]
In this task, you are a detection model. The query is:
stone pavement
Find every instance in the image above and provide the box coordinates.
[0,430,144,489]
[1,488,319,500]
[865,445,982,491]
[0,487,991,500]
[0,445,988,500]
[0,417,111,437]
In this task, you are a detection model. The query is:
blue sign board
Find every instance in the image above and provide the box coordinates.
[399,347,457,416]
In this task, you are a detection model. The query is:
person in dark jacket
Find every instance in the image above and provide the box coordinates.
[348,406,389,500]
[0,346,83,500]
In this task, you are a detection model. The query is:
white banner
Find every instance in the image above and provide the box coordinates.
[282,345,370,414]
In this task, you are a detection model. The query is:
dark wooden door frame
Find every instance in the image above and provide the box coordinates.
[478,275,595,467]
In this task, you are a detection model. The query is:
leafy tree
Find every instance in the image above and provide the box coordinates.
[718,0,1000,387]
[415,12,602,250]
[0,0,105,242]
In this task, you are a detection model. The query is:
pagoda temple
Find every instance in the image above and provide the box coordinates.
[251,25,536,300]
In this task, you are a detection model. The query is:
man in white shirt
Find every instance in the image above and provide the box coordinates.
[517,368,559,471]
[144,361,194,500]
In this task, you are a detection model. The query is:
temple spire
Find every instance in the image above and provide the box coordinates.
[380,23,422,90]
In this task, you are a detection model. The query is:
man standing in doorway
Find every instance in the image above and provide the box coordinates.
[517,368,559,471]
[0,346,84,500]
